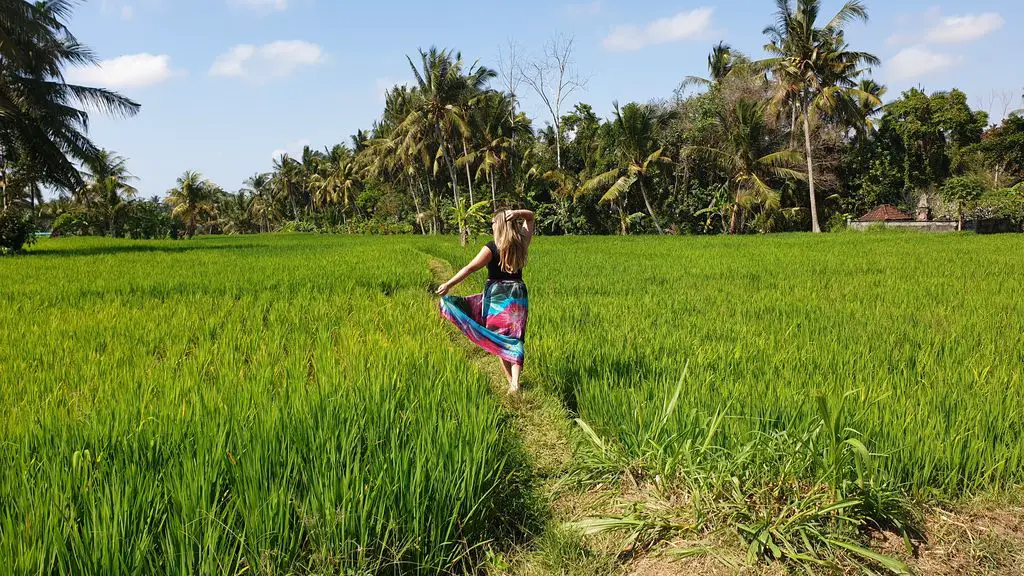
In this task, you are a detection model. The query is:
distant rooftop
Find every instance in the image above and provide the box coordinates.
[857,205,913,223]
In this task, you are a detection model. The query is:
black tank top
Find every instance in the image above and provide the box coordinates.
[486,241,523,281]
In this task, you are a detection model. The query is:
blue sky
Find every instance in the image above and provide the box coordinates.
[65,0,1022,197]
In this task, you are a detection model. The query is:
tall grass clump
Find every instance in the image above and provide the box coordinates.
[0,235,536,574]
[433,232,1023,570]
[515,234,1024,496]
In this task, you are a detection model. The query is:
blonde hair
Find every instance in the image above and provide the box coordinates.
[493,211,528,274]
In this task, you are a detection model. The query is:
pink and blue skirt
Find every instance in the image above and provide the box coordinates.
[440,280,528,366]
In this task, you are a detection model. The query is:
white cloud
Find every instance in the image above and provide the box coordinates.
[887,45,961,81]
[210,41,325,82]
[885,33,912,46]
[271,138,311,161]
[229,0,287,13]
[602,8,713,52]
[66,53,177,88]
[566,1,601,18]
[926,13,1004,44]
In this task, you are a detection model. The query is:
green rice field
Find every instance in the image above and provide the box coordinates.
[2,233,1023,573]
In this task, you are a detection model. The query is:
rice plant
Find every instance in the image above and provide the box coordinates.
[4,231,1023,574]
[515,233,1024,496]
[0,235,536,574]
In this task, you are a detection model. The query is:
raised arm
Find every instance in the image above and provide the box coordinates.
[436,247,491,296]
[509,209,536,238]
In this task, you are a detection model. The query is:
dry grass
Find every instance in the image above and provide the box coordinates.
[901,504,1024,575]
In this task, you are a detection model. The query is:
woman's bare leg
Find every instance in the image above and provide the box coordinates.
[499,359,513,383]
[509,363,522,394]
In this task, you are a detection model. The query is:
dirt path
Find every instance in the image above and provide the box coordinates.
[425,254,628,574]
[426,254,1024,576]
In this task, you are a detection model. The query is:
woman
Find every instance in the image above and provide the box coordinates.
[437,209,534,393]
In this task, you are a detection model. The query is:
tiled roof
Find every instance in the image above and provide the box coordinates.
[857,205,913,222]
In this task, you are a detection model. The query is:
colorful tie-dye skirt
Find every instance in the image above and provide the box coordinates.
[439,280,528,366]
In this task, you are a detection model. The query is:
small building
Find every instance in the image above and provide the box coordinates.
[848,204,960,232]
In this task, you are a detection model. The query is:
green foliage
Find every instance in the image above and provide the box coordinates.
[51,209,93,237]
[942,174,988,227]
[0,205,35,253]
[941,175,987,207]
[975,184,1024,226]
[962,115,1024,187]
[877,88,988,196]
[523,235,1024,498]
[0,235,537,573]
[120,200,178,239]
[0,1,139,191]
[276,219,319,233]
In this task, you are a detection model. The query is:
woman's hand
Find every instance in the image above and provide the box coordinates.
[436,248,491,297]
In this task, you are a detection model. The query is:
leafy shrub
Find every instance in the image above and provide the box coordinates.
[975,183,1024,226]
[276,220,319,233]
[356,219,415,235]
[121,200,177,239]
[0,206,36,254]
[52,210,94,237]
[826,211,853,232]
[941,175,987,222]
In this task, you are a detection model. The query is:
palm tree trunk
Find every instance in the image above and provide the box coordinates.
[789,107,798,148]
[425,178,439,234]
[637,178,664,234]
[462,140,474,206]
[412,179,426,235]
[438,133,464,238]
[490,172,497,210]
[802,109,821,233]
[0,156,7,211]
[616,200,628,235]
[729,201,740,235]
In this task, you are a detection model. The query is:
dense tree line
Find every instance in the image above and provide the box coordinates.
[3,0,1023,253]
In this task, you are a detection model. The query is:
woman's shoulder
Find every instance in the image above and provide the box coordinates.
[485,240,497,252]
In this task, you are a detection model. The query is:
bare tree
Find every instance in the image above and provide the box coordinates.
[983,90,1015,121]
[522,34,587,170]
[498,39,524,118]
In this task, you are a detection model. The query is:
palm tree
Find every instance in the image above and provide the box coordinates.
[585,102,671,234]
[216,191,253,235]
[0,0,140,196]
[688,100,805,234]
[312,145,362,225]
[1,155,45,212]
[167,171,216,238]
[367,84,440,234]
[272,154,303,219]
[299,145,321,212]
[241,173,274,232]
[852,79,887,141]
[402,47,496,242]
[759,0,879,232]
[81,150,137,235]
[462,92,531,210]
[681,42,747,92]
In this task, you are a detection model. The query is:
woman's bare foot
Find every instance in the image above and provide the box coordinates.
[509,363,522,394]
